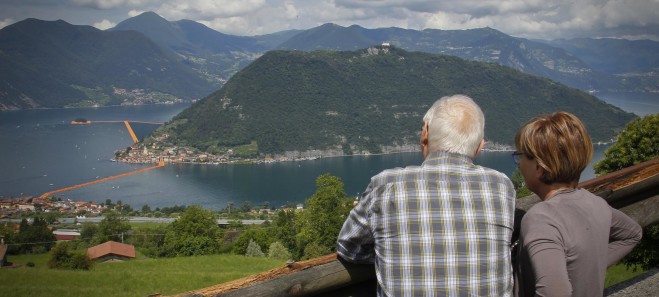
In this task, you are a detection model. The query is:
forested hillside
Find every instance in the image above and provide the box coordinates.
[0,18,215,109]
[109,12,295,88]
[152,47,634,157]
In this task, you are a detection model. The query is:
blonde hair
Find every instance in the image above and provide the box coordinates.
[423,95,484,157]
[515,111,593,184]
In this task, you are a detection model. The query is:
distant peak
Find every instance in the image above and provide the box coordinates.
[137,11,161,18]
[113,11,170,29]
[133,11,168,21]
[320,23,342,28]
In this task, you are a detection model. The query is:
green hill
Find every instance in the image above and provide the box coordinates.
[0,18,215,109]
[150,47,634,158]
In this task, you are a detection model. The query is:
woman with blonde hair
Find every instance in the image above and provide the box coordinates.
[513,111,642,297]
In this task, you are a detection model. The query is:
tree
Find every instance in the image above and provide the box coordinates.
[98,212,131,243]
[273,210,297,253]
[128,225,167,257]
[48,241,93,270]
[231,228,273,255]
[593,114,659,271]
[594,114,658,175]
[38,212,61,225]
[14,218,56,254]
[245,239,265,257]
[301,242,333,260]
[79,223,99,243]
[240,200,253,212]
[268,241,292,260]
[296,174,352,257]
[161,205,222,257]
[511,168,532,198]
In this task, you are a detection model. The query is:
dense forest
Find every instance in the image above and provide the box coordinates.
[151,46,635,157]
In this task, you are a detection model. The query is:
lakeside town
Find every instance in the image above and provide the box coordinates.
[0,196,105,220]
[112,130,515,165]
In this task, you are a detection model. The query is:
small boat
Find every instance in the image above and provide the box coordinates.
[71,118,91,124]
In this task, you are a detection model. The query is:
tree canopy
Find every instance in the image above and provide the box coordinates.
[161,205,222,257]
[149,47,634,157]
[296,173,352,256]
[594,114,658,175]
[593,114,659,271]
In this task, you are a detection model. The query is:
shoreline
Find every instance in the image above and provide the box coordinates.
[113,146,520,166]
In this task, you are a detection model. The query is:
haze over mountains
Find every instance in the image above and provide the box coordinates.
[0,11,657,111]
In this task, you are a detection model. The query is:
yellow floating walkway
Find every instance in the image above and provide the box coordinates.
[39,162,165,199]
[71,119,164,143]
[124,121,139,143]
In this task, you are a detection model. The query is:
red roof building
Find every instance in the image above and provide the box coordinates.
[53,229,80,241]
[87,241,136,263]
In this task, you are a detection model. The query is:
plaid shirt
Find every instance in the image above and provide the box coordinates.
[337,151,515,297]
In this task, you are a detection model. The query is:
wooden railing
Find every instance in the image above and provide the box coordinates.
[175,158,659,297]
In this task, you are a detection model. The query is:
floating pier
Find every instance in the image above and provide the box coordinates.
[39,162,165,199]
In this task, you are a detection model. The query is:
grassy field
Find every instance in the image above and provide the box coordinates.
[0,252,284,297]
[0,251,645,296]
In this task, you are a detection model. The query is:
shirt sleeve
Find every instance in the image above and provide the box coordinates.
[336,183,376,264]
[607,208,643,267]
[521,209,572,297]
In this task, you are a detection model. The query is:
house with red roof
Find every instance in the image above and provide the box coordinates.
[87,241,135,263]
[53,229,80,241]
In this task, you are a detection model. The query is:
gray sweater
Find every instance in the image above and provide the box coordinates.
[515,188,642,297]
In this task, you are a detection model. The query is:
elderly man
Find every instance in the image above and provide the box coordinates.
[337,94,516,296]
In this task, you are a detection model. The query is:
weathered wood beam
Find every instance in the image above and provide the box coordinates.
[175,254,375,297]
[174,158,659,297]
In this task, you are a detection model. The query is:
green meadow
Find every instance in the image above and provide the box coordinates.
[0,251,646,297]
[0,252,284,297]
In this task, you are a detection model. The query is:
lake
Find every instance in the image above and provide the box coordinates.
[1,93,655,209]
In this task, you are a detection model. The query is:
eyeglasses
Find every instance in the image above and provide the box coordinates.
[512,151,524,165]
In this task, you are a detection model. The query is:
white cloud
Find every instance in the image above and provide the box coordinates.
[128,10,144,17]
[283,0,299,19]
[0,0,657,40]
[0,18,14,29]
[72,0,154,10]
[157,0,267,20]
[93,19,115,30]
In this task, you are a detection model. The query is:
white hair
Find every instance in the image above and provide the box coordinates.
[422,94,485,157]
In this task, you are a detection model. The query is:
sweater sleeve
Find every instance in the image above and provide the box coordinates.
[607,208,643,267]
[521,209,572,297]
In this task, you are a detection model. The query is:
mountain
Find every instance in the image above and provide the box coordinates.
[276,23,626,92]
[3,13,655,110]
[110,12,295,86]
[547,38,659,93]
[0,18,215,110]
[548,38,659,73]
[149,47,634,159]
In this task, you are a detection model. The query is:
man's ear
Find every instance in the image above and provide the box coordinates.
[472,139,485,159]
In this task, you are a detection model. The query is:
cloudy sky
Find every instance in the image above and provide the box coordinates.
[1,0,658,41]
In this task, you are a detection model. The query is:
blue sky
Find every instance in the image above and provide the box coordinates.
[1,0,658,41]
